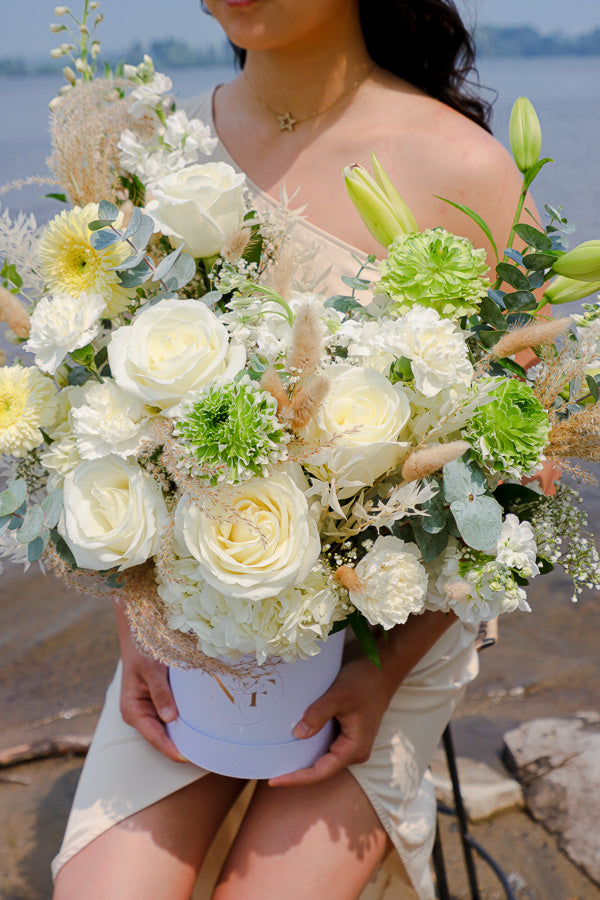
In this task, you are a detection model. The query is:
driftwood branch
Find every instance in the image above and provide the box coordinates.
[0,735,91,769]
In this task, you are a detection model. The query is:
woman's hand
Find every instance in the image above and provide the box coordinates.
[268,655,394,788]
[114,600,186,763]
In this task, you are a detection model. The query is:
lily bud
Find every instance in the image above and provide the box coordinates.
[552,240,600,283]
[344,158,417,249]
[509,97,542,174]
[543,274,600,305]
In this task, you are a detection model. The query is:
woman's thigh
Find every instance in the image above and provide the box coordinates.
[213,770,390,900]
[53,773,246,900]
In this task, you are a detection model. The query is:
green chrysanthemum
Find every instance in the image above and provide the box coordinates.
[377,228,490,320]
[467,378,550,477]
[176,378,288,484]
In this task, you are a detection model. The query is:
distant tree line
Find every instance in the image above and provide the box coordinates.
[2,27,600,76]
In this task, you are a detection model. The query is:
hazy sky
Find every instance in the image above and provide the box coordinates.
[2,0,599,58]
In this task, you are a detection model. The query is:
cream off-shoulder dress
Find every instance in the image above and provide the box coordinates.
[52,89,480,900]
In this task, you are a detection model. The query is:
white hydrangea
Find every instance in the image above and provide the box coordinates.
[350,535,428,629]
[384,306,473,397]
[495,514,539,577]
[72,379,152,460]
[158,557,347,664]
[25,292,106,374]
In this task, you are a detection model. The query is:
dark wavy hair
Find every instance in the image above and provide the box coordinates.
[224,0,492,132]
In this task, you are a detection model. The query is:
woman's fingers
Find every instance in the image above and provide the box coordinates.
[146,664,178,724]
[269,730,362,787]
[120,659,186,762]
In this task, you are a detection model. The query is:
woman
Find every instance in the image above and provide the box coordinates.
[53,2,529,898]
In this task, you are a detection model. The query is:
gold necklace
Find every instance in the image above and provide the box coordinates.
[242,64,376,133]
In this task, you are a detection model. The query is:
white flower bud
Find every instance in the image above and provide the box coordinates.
[50,47,64,58]
[62,65,76,84]
[50,23,66,33]
[49,96,64,111]
[54,6,70,15]
[91,41,101,58]
[75,57,85,72]
[90,1,100,7]
[80,23,89,34]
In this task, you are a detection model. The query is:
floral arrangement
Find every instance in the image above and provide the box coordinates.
[1,5,600,671]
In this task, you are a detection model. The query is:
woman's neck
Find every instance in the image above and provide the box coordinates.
[239,17,373,130]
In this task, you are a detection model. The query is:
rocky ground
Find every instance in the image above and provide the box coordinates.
[1,551,600,900]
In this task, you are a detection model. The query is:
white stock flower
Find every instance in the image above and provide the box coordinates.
[306,365,410,496]
[159,558,346,663]
[162,110,217,158]
[335,319,396,373]
[495,513,539,577]
[60,455,167,571]
[72,379,151,460]
[108,298,245,414]
[25,292,106,374]
[350,535,428,628]
[145,162,246,259]
[386,307,473,397]
[129,73,173,118]
[175,470,320,602]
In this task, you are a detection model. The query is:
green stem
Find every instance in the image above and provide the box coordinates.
[492,175,528,291]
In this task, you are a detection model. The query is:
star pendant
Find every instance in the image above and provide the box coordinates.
[277,112,297,132]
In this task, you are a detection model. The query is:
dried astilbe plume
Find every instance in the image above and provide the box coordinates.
[490,317,572,360]
[47,79,155,206]
[0,286,30,338]
[401,441,470,482]
[532,326,600,413]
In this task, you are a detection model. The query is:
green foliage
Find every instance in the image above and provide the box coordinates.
[443,455,503,552]
[0,481,64,562]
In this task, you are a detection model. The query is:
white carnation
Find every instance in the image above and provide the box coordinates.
[350,535,428,629]
[25,292,106,374]
[385,307,473,397]
[72,379,151,460]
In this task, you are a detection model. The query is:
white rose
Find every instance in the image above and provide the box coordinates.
[383,307,473,397]
[72,379,151,460]
[306,365,410,494]
[145,162,246,258]
[25,292,106,375]
[61,456,167,570]
[350,535,428,629]
[175,471,320,601]
[108,298,245,414]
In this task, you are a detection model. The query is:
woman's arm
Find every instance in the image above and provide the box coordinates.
[269,609,457,787]
[114,599,186,763]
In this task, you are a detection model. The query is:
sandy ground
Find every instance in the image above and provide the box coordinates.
[2,548,600,899]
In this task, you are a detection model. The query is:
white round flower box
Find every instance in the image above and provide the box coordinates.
[167,629,346,779]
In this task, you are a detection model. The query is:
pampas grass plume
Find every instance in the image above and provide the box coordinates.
[401,441,470,482]
[492,317,572,359]
[221,227,252,262]
[290,374,329,429]
[260,367,291,417]
[0,286,30,338]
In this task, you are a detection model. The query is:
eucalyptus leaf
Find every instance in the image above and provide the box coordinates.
[492,357,528,379]
[16,504,45,543]
[129,214,155,251]
[443,455,486,505]
[503,290,537,312]
[118,262,152,287]
[420,490,447,534]
[477,329,503,349]
[523,252,559,271]
[41,489,64,529]
[67,365,93,386]
[487,289,506,307]
[503,248,524,266]
[411,518,448,561]
[341,275,370,291]
[90,229,121,250]
[514,223,553,251]
[121,206,143,241]
[493,482,543,516]
[496,262,531,291]
[586,374,600,403]
[0,479,27,515]
[28,536,47,563]
[479,297,507,330]
[98,200,119,221]
[152,244,184,282]
[527,270,546,290]
[116,250,147,271]
[0,514,11,536]
[163,252,197,291]
[88,219,118,232]
[450,494,502,551]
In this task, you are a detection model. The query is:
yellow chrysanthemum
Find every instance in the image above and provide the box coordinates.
[39,203,136,318]
[0,366,58,458]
